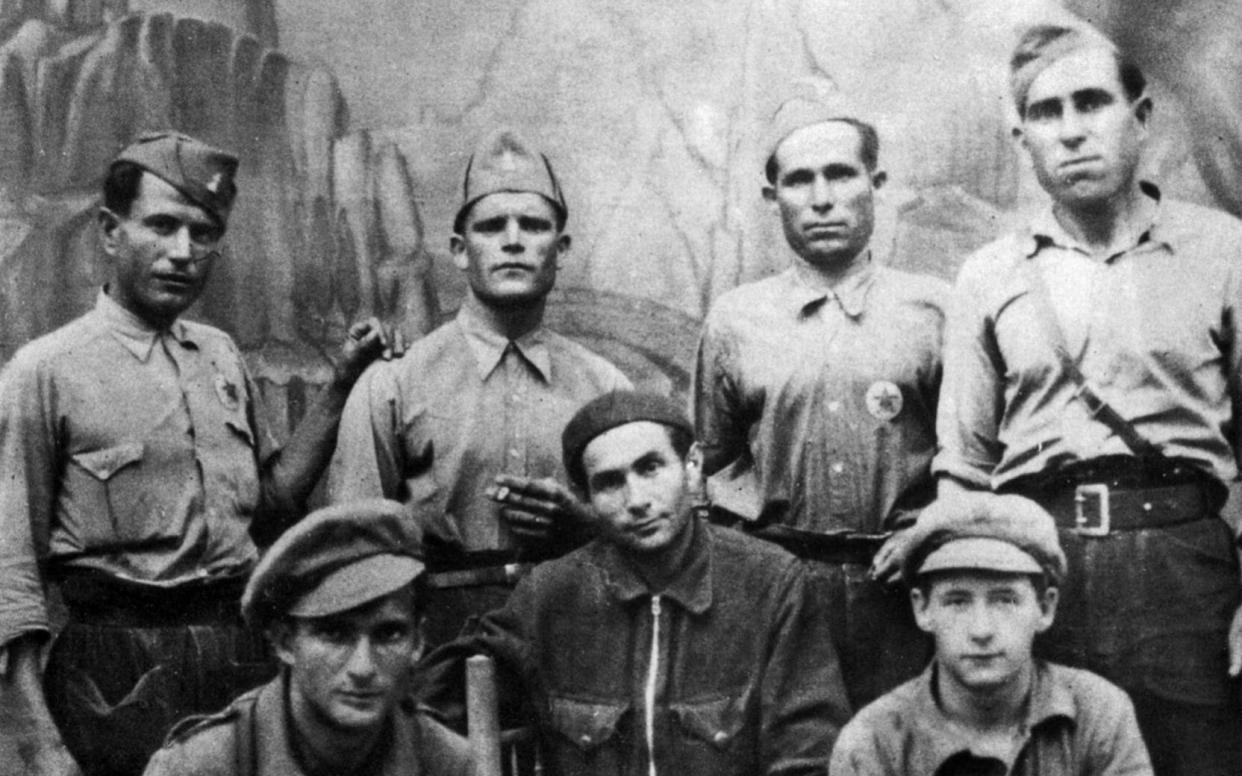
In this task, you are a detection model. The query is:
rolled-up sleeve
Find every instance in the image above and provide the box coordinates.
[693,313,750,477]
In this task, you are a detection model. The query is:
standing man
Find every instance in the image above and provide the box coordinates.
[0,131,397,776]
[930,24,1242,775]
[832,494,1152,775]
[694,99,946,706]
[419,391,850,776]
[329,129,630,644]
[144,500,472,776]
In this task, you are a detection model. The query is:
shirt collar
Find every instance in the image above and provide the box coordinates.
[783,250,878,320]
[595,515,713,614]
[93,288,193,362]
[455,305,552,382]
[914,661,1078,772]
[1023,180,1171,259]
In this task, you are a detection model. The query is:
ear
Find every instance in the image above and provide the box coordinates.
[1036,586,1059,633]
[1011,124,1027,150]
[554,233,572,263]
[450,233,469,272]
[910,587,934,634]
[870,170,888,190]
[99,207,123,258]
[1133,95,1153,130]
[761,184,777,205]
[268,621,298,669]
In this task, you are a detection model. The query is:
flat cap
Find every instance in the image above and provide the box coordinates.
[113,131,239,228]
[562,390,692,492]
[242,499,425,629]
[454,128,567,234]
[1010,24,1119,114]
[902,493,1067,586]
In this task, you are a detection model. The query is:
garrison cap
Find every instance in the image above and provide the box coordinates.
[241,499,425,630]
[1010,24,1119,115]
[454,128,567,234]
[112,131,239,228]
[762,88,872,179]
[562,390,692,492]
[902,493,1067,586]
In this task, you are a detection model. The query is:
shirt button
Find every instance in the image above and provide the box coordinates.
[509,448,520,458]
[831,462,845,474]
[713,731,728,744]
[580,735,592,745]
[827,401,841,413]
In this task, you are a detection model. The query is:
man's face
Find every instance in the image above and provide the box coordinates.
[451,191,568,309]
[763,121,884,270]
[912,571,1056,697]
[276,588,421,735]
[1016,47,1148,209]
[101,172,222,328]
[582,421,695,555]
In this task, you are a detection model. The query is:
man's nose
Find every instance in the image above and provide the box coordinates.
[966,605,996,642]
[810,176,834,211]
[624,474,652,514]
[502,219,524,251]
[1058,108,1087,144]
[344,637,378,682]
[166,226,194,262]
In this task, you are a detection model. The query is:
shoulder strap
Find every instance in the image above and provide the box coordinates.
[1023,260,1166,460]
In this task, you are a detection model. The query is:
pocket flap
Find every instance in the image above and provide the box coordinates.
[547,695,628,751]
[72,443,145,481]
[671,695,744,748]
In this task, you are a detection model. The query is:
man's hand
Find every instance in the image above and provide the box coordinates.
[1229,603,1242,677]
[333,317,407,388]
[488,474,595,544]
[870,528,916,585]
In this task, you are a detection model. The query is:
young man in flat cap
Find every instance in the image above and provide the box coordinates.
[419,390,850,776]
[904,22,1242,775]
[0,132,398,776]
[694,98,945,707]
[832,494,1151,775]
[329,128,630,644]
[144,499,472,776]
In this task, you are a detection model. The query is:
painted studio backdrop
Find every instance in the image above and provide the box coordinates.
[1,0,1239,440]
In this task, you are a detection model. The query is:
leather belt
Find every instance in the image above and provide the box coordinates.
[1005,480,1212,536]
[427,563,533,590]
[747,525,889,565]
[56,571,247,627]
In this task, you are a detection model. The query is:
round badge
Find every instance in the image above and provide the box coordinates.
[865,380,903,422]
[214,374,242,411]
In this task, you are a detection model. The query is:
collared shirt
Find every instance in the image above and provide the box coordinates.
[934,183,1242,489]
[144,674,473,776]
[0,292,277,648]
[328,306,629,554]
[695,255,947,531]
[830,661,1152,776]
[418,517,850,776]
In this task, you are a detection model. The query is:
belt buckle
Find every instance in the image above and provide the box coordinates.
[1073,483,1111,537]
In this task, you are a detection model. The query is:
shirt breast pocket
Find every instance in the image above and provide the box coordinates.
[69,443,169,547]
[545,694,629,771]
[670,694,746,751]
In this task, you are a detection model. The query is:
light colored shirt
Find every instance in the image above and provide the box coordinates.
[830,661,1152,776]
[0,292,277,648]
[694,257,947,532]
[934,184,1242,489]
[328,306,629,554]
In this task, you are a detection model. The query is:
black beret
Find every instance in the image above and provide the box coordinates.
[561,390,692,492]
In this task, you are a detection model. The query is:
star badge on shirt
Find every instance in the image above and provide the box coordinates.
[865,380,903,422]
[214,374,242,411]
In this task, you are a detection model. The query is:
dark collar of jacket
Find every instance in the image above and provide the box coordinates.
[590,514,714,614]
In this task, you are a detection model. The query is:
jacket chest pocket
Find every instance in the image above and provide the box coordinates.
[68,443,172,547]
[547,695,629,751]
[670,694,746,750]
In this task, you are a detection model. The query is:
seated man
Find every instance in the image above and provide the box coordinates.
[144,500,472,776]
[419,390,850,776]
[830,494,1151,775]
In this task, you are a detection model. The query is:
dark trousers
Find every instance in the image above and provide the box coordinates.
[806,560,930,711]
[45,620,275,776]
[1131,690,1242,776]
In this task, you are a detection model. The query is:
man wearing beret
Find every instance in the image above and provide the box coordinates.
[0,132,399,776]
[418,390,850,776]
[694,97,945,707]
[144,499,472,776]
[329,128,630,644]
[831,494,1152,775]
[906,22,1242,775]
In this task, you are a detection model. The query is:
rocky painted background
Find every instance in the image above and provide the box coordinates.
[1,0,1239,436]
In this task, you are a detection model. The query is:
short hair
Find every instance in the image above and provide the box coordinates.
[101,161,146,217]
[764,117,880,184]
[1011,28,1148,118]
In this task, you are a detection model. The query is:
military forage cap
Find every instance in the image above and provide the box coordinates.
[1010,24,1118,113]
[113,131,239,228]
[454,128,567,233]
[562,390,693,492]
[242,499,425,629]
[762,86,870,174]
[902,493,1068,586]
